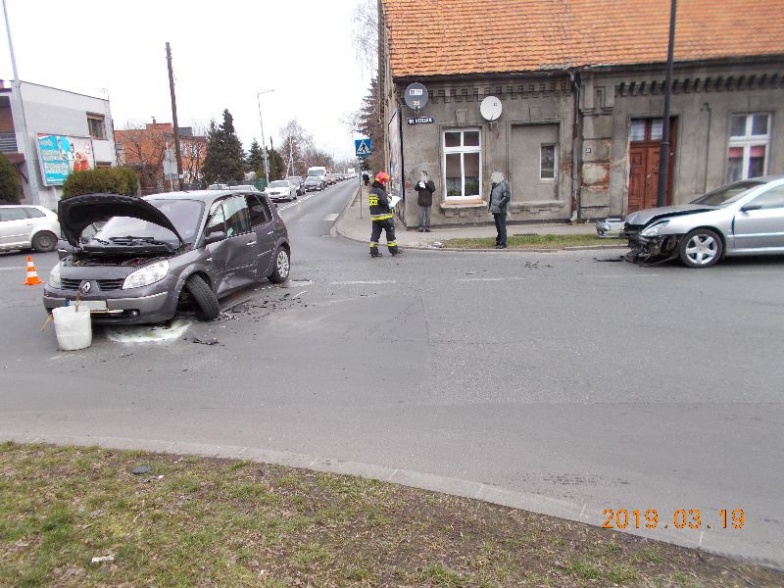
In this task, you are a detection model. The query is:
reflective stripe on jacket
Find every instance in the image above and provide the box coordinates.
[368,183,393,221]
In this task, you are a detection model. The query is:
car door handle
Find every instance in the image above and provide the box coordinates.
[246,240,257,246]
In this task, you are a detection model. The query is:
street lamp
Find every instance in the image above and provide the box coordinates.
[257,90,274,185]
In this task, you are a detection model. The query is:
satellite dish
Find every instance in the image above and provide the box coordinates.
[480,96,503,121]
[404,82,429,111]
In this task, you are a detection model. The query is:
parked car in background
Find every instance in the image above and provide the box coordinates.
[264,180,297,202]
[42,189,290,324]
[286,176,305,196]
[304,176,326,191]
[595,217,624,238]
[0,204,60,253]
[228,184,262,192]
[625,176,784,267]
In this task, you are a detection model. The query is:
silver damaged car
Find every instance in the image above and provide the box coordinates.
[624,176,784,268]
[43,189,290,324]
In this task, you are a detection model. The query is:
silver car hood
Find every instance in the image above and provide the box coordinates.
[625,204,716,227]
[59,193,184,247]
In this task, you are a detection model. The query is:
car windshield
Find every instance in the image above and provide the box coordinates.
[269,181,289,188]
[689,180,765,207]
[95,199,204,245]
[306,177,319,182]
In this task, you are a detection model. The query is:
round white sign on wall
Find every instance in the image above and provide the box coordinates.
[404,82,429,111]
[480,96,503,121]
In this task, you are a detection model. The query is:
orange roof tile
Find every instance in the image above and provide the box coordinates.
[382,0,784,78]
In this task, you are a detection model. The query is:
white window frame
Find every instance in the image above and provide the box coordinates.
[540,144,557,181]
[727,113,770,182]
[443,128,482,200]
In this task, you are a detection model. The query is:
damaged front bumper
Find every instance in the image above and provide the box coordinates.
[626,234,681,265]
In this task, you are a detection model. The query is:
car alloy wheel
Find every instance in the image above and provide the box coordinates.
[679,228,723,268]
[269,247,290,283]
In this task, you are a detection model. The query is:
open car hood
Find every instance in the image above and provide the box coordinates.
[625,204,716,227]
[58,193,184,247]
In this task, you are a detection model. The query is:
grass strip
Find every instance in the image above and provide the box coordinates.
[443,234,621,249]
[1,442,781,587]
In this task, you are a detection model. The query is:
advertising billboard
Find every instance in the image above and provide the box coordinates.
[36,134,95,186]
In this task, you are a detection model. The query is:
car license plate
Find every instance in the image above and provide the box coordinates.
[74,300,107,312]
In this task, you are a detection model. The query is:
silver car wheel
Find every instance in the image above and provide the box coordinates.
[680,229,722,268]
[268,247,290,283]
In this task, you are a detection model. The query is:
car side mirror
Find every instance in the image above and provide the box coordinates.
[204,228,226,245]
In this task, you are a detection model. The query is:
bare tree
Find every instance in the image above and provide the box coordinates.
[279,119,315,177]
[180,122,209,188]
[115,120,169,193]
[352,0,378,75]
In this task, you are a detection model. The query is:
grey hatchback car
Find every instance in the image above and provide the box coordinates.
[42,189,290,324]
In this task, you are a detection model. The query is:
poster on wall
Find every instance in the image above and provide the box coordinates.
[36,134,95,186]
[386,109,403,199]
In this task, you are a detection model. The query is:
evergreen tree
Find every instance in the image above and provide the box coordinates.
[0,152,20,203]
[358,77,383,173]
[267,148,286,181]
[246,139,263,174]
[202,110,246,184]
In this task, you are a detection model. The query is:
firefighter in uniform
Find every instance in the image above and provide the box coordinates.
[368,171,402,257]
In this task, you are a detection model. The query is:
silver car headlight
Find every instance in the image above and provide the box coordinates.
[48,262,62,288]
[640,220,671,238]
[123,260,170,289]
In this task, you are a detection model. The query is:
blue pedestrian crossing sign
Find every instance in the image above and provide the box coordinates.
[354,138,372,157]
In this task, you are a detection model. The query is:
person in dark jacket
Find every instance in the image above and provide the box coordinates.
[414,170,436,232]
[488,171,511,248]
[362,171,370,186]
[368,171,401,257]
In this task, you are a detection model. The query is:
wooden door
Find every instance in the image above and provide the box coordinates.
[627,118,677,213]
[628,143,662,212]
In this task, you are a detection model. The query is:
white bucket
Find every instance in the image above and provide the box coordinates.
[52,305,93,351]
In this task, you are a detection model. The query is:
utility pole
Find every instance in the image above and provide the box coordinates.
[166,42,183,190]
[257,90,274,185]
[657,0,677,208]
[3,0,40,204]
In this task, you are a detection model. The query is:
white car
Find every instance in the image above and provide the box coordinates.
[0,204,61,252]
[265,180,297,202]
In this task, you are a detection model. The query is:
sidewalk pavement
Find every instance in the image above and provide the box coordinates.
[335,184,603,250]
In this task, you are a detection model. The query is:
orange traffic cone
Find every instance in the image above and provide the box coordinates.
[23,256,43,286]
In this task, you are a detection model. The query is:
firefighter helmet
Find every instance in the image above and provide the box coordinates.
[375,172,390,185]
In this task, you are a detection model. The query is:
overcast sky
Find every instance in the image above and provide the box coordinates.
[0,0,372,160]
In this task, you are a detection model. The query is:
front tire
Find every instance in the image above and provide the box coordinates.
[268,247,290,283]
[32,231,58,252]
[679,228,722,268]
[185,274,220,320]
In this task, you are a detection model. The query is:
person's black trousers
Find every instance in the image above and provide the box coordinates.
[370,218,399,253]
[493,212,507,246]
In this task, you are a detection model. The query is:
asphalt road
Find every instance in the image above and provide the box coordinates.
[1,182,782,569]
